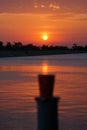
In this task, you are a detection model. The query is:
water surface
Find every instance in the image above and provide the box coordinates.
[0,53,87,130]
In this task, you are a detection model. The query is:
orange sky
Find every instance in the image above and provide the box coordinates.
[0,0,87,46]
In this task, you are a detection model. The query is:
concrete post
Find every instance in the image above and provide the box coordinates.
[36,75,60,130]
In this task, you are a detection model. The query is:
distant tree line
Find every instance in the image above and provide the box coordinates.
[0,41,87,52]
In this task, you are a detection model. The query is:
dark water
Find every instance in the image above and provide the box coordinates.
[0,53,87,130]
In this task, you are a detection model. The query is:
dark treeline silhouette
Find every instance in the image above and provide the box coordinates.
[0,41,87,57]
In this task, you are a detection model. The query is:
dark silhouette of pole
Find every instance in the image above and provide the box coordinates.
[36,75,60,130]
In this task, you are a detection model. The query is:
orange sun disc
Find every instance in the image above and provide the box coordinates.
[42,35,48,41]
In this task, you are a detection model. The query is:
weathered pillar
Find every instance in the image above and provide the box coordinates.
[36,75,60,130]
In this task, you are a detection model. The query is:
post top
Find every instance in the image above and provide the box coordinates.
[38,74,54,77]
[38,74,55,98]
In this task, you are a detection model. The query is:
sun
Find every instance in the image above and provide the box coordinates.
[42,35,48,41]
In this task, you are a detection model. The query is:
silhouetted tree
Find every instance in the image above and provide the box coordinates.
[0,41,4,49]
[41,45,49,50]
[25,44,39,50]
[72,44,78,50]
[72,44,84,51]
[84,45,87,51]
[12,42,23,51]
[6,42,12,50]
[14,42,22,47]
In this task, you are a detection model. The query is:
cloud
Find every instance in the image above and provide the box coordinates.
[0,0,87,23]
[49,4,60,10]
[0,0,87,14]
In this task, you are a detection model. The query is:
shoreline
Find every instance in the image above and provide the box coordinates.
[0,50,87,58]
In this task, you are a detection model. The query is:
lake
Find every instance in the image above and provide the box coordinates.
[0,53,87,130]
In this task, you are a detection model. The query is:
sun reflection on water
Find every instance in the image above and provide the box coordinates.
[42,65,48,74]
[42,61,49,74]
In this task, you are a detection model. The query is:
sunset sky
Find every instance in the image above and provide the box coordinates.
[0,0,87,46]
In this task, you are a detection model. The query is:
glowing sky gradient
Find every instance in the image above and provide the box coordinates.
[0,0,87,45]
